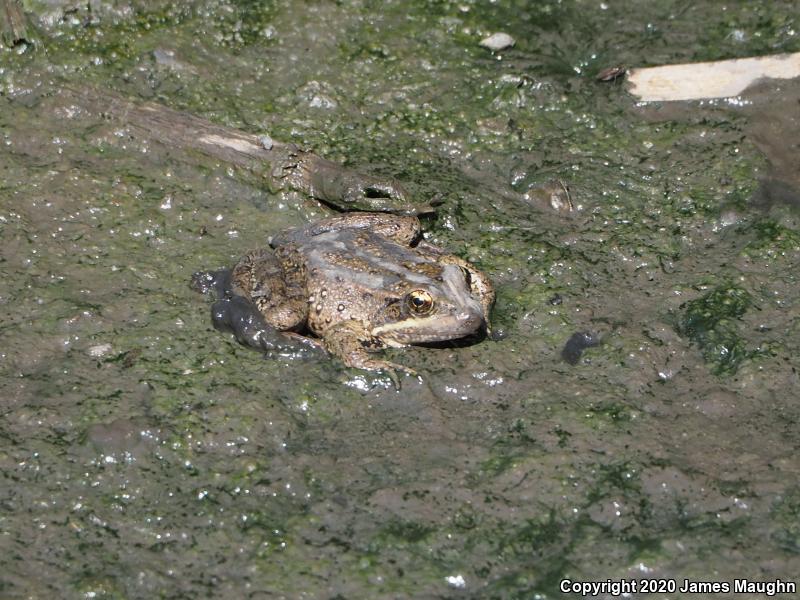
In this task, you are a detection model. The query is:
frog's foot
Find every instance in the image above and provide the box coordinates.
[190,268,232,297]
[323,321,419,388]
[316,164,413,213]
[347,357,419,390]
[211,296,321,358]
[255,327,321,356]
[278,331,326,354]
[284,151,428,215]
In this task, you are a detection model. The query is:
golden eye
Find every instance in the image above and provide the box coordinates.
[406,290,434,315]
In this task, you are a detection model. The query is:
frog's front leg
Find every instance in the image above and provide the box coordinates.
[323,320,418,383]
[270,213,422,247]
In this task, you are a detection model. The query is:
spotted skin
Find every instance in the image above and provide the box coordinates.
[225,213,494,378]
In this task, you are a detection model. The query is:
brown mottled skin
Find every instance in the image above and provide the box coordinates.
[230,213,494,377]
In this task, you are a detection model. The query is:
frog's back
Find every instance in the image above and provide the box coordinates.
[302,229,446,294]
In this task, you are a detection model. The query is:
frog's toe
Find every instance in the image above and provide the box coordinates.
[191,268,232,296]
[358,359,419,389]
[281,331,327,354]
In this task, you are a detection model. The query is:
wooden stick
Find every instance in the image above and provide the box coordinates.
[19,83,427,215]
[1,0,34,47]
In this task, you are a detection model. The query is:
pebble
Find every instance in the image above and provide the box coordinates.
[479,32,515,51]
[87,343,112,358]
[258,134,274,151]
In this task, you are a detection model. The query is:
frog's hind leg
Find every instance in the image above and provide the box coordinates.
[211,294,269,348]
[191,268,268,347]
[208,293,323,354]
[222,247,323,355]
[270,213,422,247]
[231,247,309,331]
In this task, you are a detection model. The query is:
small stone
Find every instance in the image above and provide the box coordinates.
[258,134,274,151]
[479,32,515,51]
[88,343,112,358]
[445,574,466,589]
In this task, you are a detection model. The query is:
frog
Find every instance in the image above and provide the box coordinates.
[192,213,494,380]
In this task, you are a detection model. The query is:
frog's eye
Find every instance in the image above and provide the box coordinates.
[406,290,434,315]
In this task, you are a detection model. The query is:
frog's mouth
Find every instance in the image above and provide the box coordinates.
[370,311,485,346]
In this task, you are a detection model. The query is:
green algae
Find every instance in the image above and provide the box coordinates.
[2,0,800,598]
[771,489,800,555]
[679,285,754,375]
[742,218,800,258]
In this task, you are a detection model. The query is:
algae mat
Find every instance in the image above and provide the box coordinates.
[1,1,799,598]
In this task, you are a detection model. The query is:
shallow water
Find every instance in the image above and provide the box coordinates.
[1,1,799,598]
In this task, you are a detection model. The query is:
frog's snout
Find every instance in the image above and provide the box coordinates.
[457,310,485,334]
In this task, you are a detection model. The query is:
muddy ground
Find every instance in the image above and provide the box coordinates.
[1,1,799,598]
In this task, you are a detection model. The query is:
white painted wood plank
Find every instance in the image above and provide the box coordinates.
[628,52,800,101]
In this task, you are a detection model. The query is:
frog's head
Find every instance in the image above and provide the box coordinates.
[370,264,491,346]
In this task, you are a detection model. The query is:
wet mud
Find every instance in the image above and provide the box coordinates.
[1,1,799,598]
